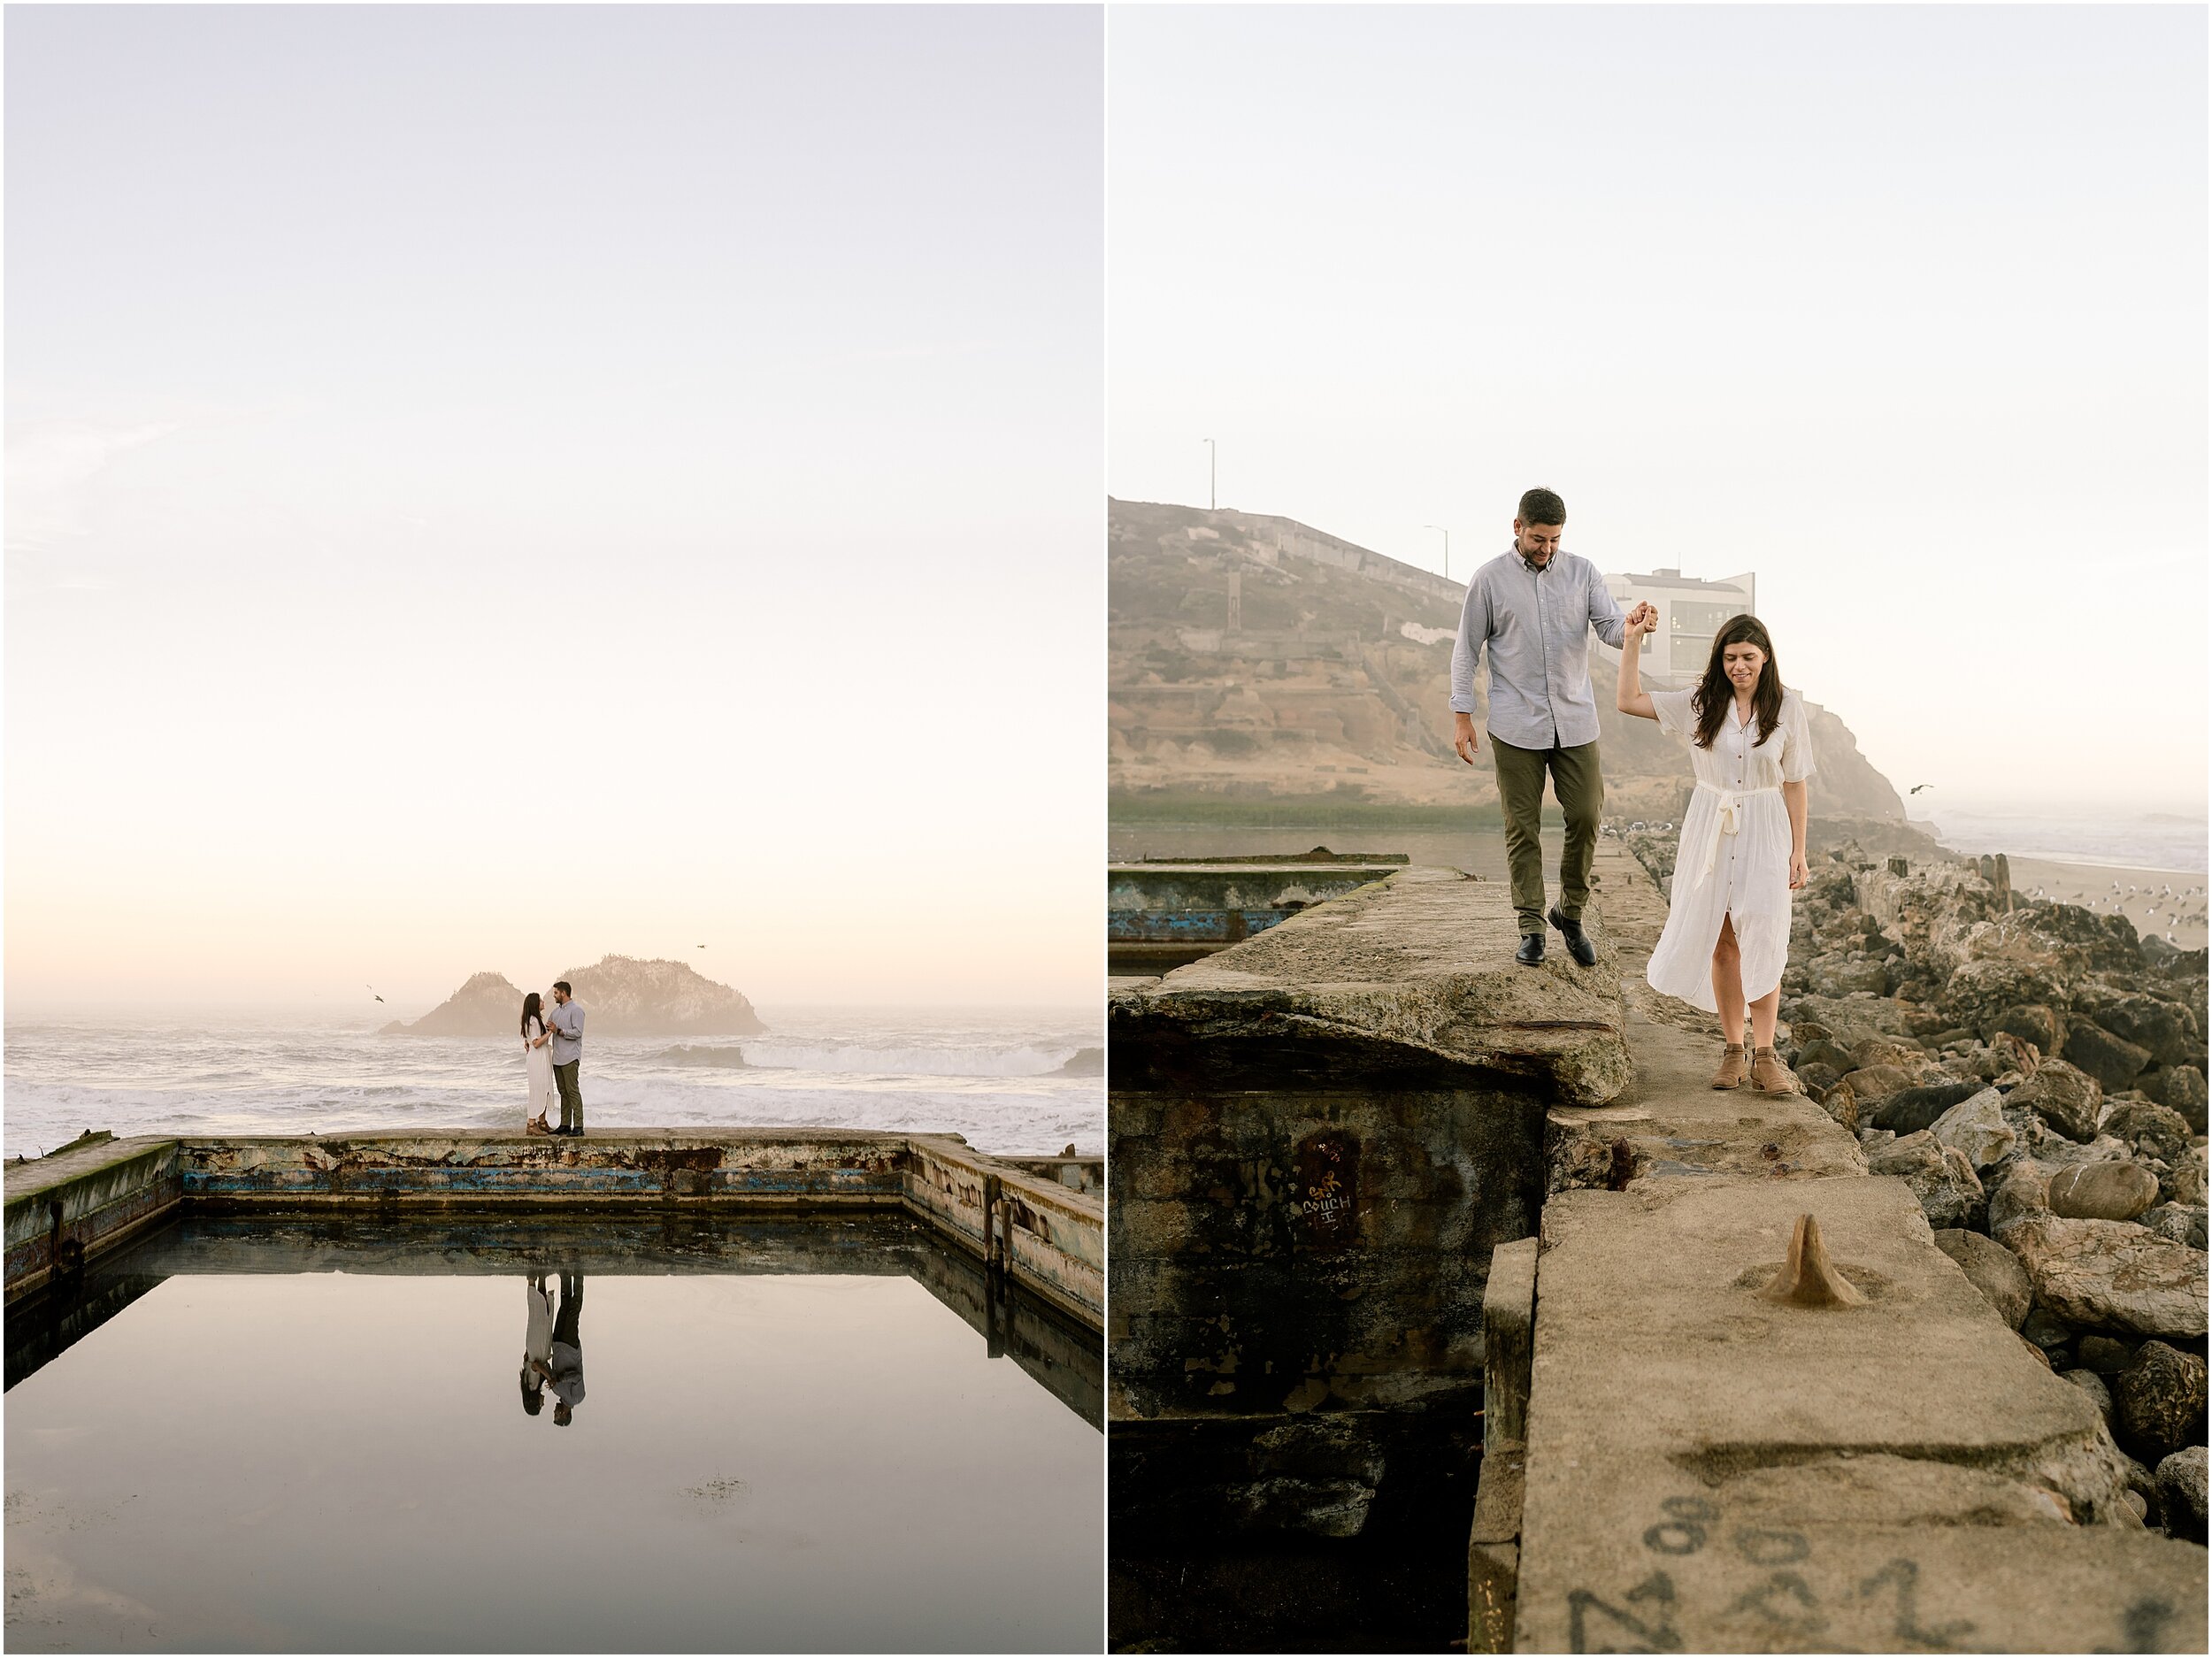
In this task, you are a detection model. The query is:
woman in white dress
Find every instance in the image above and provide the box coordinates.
[521,991,558,1134]
[1617,608,1816,1093]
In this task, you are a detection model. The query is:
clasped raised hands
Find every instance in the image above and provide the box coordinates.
[1624,601,1658,637]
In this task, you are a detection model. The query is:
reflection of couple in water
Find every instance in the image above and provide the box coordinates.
[520,1272,586,1425]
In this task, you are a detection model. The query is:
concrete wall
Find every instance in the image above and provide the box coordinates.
[1110,866,1630,1422]
[7,1131,1104,1340]
[4,1136,181,1301]
[904,1135,1104,1329]
[177,1129,910,1205]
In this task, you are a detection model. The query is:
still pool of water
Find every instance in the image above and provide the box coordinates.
[6,1214,1102,1653]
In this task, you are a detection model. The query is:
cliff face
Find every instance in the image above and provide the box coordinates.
[1109,497,1904,822]
[382,956,766,1037]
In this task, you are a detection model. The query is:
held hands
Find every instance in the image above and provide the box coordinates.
[1789,851,1809,891]
[1452,710,1479,764]
[1624,601,1658,638]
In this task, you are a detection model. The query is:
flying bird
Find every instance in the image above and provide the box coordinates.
[367,985,384,1002]
[1909,784,1933,794]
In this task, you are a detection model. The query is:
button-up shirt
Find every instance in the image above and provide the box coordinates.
[1449,547,1627,750]
[549,999,584,1065]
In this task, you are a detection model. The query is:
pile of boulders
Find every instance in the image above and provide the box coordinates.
[1770,845,2208,1543]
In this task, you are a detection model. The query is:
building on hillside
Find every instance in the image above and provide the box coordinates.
[1603,568,1758,682]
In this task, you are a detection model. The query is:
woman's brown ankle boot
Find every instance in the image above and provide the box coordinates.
[1711,1044,1747,1089]
[1751,1046,1795,1094]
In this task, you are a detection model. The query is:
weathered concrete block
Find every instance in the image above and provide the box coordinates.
[1112,869,1627,1423]
[1484,1238,1538,1459]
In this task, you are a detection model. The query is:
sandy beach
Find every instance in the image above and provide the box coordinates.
[2008,856,2208,952]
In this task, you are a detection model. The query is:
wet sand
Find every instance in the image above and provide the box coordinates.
[2008,856,2208,952]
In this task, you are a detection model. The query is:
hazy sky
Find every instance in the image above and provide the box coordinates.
[1110,4,2207,817]
[8,5,1102,1013]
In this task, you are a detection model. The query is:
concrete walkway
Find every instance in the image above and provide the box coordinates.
[1507,844,2207,1652]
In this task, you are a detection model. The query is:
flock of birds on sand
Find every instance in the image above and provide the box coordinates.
[2027,879,2208,945]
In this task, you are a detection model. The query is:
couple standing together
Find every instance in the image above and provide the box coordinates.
[1448,487,1817,1094]
[521,984,587,1135]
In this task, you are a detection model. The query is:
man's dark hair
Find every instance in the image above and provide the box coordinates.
[1517,487,1565,526]
[553,980,572,997]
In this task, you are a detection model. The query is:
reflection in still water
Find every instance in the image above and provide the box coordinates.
[518,1272,588,1425]
[5,1216,1100,1653]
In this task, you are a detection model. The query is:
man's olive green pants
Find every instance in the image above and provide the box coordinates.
[1489,735,1604,938]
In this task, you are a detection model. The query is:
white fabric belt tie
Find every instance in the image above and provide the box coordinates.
[1693,779,1781,888]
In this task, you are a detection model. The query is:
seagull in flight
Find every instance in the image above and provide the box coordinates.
[367,985,384,1002]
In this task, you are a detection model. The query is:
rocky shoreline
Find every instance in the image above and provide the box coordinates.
[1624,831,2210,1546]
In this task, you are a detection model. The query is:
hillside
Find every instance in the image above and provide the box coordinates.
[382,956,766,1037]
[1109,497,1907,825]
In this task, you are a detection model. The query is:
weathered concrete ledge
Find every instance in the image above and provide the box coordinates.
[7,1130,1102,1332]
[1111,864,1632,1424]
[1502,843,2207,1653]
[4,1135,181,1301]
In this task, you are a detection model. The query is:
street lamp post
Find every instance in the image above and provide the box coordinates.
[1424,524,1450,581]
[1202,438,1216,510]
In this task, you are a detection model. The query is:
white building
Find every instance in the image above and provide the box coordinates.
[1603,567,1758,683]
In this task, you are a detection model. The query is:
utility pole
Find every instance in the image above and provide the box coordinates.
[1203,438,1216,510]
[1424,524,1450,581]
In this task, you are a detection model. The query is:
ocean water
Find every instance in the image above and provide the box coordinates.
[2,1006,1101,1163]
[1916,806,2208,874]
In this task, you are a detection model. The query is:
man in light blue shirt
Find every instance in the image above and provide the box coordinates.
[1449,487,1653,966]
[548,980,586,1135]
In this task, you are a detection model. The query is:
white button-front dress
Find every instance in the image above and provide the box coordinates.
[1644,687,1817,1012]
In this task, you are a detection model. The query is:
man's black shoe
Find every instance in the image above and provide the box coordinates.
[1515,933,1546,967]
[1548,906,1597,967]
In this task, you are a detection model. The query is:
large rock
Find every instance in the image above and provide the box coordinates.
[1987,1161,2053,1234]
[2047,1161,2162,1223]
[2139,1203,2208,1251]
[2154,1447,2208,1543]
[2072,986,2204,1070]
[1866,1131,1983,1230]
[379,970,522,1036]
[1939,959,2062,1036]
[2062,1020,2154,1092]
[1930,1087,2016,1171]
[1988,1002,2062,1056]
[2059,1368,2116,1432]
[382,956,766,1037]
[2114,1341,2209,1464]
[2102,1099,2194,1167]
[1999,1216,2208,1338]
[2138,1064,2208,1134]
[2162,1145,2208,1209]
[1932,1228,2032,1328]
[1872,1078,1986,1135]
[1833,1062,1914,1113]
[2008,1059,2104,1143]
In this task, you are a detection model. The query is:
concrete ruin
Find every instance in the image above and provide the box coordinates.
[5,1129,1102,1336]
[1109,845,2208,1652]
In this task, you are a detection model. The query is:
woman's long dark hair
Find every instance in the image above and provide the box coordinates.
[1691,615,1784,750]
[520,991,543,1039]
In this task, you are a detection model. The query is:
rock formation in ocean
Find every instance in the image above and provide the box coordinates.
[383,956,766,1037]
